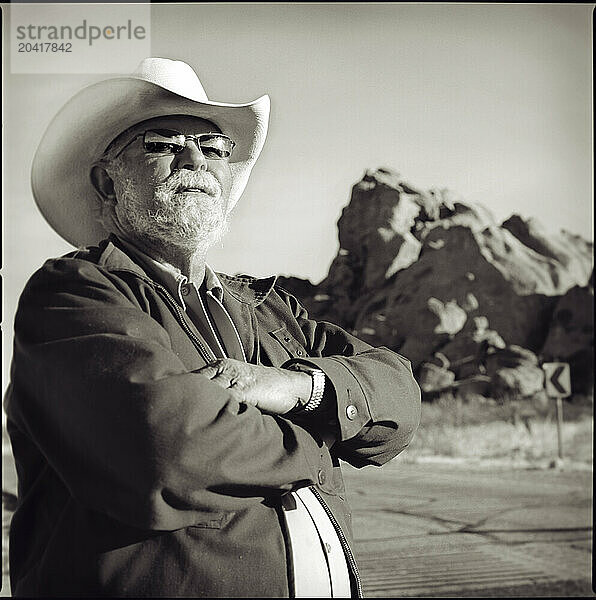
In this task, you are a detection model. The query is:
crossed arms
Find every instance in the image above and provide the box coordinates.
[5,256,421,531]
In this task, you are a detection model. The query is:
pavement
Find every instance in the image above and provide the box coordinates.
[2,437,593,597]
[342,458,593,597]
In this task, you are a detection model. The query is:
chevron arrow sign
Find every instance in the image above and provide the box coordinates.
[542,362,571,398]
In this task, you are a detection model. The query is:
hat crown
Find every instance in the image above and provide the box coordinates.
[132,57,209,102]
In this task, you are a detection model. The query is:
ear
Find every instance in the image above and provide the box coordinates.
[90,164,117,204]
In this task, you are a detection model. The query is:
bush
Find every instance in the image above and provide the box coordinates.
[402,393,593,464]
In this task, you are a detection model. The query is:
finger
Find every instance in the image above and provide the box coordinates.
[209,376,232,390]
[196,365,218,379]
[227,387,243,402]
[196,367,233,389]
[195,360,225,379]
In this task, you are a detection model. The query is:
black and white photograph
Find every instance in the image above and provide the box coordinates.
[1,2,593,597]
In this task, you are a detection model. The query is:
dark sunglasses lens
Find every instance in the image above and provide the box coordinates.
[198,135,234,159]
[144,131,185,154]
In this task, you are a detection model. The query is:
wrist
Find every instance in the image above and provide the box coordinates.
[294,371,313,406]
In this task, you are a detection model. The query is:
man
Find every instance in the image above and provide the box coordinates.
[5,58,421,598]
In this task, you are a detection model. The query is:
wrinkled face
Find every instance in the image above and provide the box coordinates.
[104,115,234,252]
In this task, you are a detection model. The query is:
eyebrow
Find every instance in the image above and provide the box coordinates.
[147,129,223,137]
[149,128,182,136]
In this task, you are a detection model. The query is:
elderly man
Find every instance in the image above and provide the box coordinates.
[5,58,421,598]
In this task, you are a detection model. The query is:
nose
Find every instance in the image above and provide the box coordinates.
[172,139,207,171]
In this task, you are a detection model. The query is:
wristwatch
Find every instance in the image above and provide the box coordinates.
[286,363,326,413]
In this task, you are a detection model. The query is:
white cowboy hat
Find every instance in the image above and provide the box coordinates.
[31,57,270,247]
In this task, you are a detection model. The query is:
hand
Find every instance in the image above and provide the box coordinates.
[196,358,312,415]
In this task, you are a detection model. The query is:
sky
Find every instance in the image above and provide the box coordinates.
[1,2,594,382]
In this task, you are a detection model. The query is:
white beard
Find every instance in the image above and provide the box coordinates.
[112,168,230,253]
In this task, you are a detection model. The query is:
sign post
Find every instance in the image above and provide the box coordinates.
[542,362,571,460]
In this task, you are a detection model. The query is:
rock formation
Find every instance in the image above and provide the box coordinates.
[278,167,593,401]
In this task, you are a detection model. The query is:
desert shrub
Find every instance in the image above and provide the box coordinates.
[402,393,593,464]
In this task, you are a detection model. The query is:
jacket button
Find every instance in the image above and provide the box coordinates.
[181,285,190,296]
[317,470,327,485]
[346,405,358,420]
[284,336,291,342]
[296,350,303,356]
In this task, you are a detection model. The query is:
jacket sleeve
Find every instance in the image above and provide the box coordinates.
[277,288,421,468]
[5,259,334,532]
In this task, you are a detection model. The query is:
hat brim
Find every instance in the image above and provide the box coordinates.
[31,77,270,247]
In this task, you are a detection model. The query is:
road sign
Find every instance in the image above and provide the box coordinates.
[542,362,571,460]
[542,362,571,398]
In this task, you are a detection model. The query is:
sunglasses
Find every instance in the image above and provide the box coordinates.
[108,130,236,160]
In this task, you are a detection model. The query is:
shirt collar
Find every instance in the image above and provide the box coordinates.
[115,236,224,306]
[101,235,276,307]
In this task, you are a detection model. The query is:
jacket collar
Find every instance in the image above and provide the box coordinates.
[96,236,277,308]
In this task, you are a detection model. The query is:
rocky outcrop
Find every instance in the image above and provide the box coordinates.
[502,215,593,289]
[279,167,593,400]
[485,345,546,400]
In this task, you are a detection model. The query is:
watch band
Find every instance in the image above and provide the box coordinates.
[286,363,326,414]
[303,368,325,412]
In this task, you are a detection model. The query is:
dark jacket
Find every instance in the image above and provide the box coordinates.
[4,237,421,597]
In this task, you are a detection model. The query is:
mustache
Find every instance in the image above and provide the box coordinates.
[160,170,222,196]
